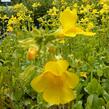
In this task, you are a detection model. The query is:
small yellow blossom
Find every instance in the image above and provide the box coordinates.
[47,7,58,16]
[31,60,79,105]
[80,72,87,78]
[100,4,109,14]
[13,3,27,13]
[99,0,109,4]
[80,17,89,23]
[73,3,78,8]
[2,15,9,20]
[52,1,55,5]
[55,8,95,37]
[7,26,13,32]
[8,16,18,25]
[80,4,92,14]
[86,22,95,31]
[32,2,41,8]
[92,9,99,14]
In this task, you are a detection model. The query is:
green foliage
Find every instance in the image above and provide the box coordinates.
[85,94,105,109]
[85,78,103,96]
[0,0,109,109]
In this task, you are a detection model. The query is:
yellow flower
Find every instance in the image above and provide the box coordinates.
[31,60,79,105]
[99,0,109,4]
[55,8,95,37]
[47,7,58,16]
[32,2,41,8]
[100,4,109,14]
[92,9,99,14]
[73,3,78,8]
[8,16,18,25]
[2,15,9,20]
[86,22,95,31]
[7,26,13,32]
[80,72,87,78]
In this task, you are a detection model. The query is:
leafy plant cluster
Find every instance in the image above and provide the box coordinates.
[0,0,109,109]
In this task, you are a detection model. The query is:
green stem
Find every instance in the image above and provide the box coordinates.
[98,76,100,83]
[91,71,93,81]
[68,103,71,109]
[62,105,64,109]
[58,105,61,109]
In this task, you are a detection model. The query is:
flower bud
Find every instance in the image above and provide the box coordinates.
[27,46,38,61]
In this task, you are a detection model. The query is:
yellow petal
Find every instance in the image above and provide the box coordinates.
[31,71,64,92]
[44,60,69,76]
[60,8,77,32]
[64,32,77,37]
[82,31,96,36]
[64,26,95,37]
[31,74,48,92]
[64,72,79,89]
[43,86,76,105]
[60,89,76,104]
[64,26,84,37]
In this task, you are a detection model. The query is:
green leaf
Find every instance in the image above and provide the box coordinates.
[106,101,109,109]
[85,78,103,95]
[103,66,109,79]
[73,101,83,109]
[103,90,109,102]
[18,65,36,87]
[102,79,109,92]
[85,94,104,109]
[96,69,103,77]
